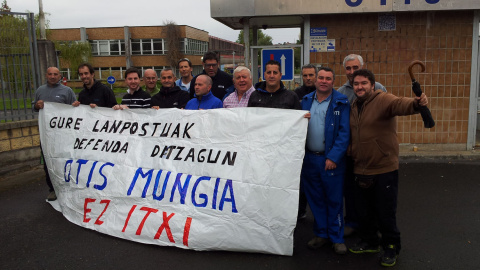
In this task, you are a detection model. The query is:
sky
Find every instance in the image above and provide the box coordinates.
[7,0,300,44]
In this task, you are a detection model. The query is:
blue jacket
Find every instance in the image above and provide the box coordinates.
[185,91,223,110]
[175,78,190,92]
[301,89,350,171]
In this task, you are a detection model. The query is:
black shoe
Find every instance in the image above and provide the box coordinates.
[47,191,57,201]
[349,241,380,254]
[381,245,398,267]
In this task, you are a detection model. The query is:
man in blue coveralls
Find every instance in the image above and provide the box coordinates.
[301,67,350,254]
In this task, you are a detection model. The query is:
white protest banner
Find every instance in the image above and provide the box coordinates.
[39,102,308,256]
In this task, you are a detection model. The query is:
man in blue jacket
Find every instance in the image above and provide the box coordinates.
[301,67,350,254]
[185,75,222,110]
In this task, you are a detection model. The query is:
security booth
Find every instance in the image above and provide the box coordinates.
[211,0,480,151]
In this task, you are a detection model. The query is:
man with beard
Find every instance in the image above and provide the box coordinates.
[348,69,428,267]
[72,63,117,108]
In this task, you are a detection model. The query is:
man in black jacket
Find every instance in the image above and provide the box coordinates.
[72,63,117,108]
[293,63,318,220]
[151,68,189,109]
[294,64,317,100]
[248,60,300,109]
[188,51,232,100]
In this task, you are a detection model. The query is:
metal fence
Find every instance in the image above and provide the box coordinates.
[0,11,39,122]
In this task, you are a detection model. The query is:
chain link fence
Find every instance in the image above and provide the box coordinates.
[0,11,39,122]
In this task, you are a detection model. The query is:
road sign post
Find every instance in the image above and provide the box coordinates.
[107,76,116,90]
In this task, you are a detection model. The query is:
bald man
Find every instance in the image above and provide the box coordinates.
[185,75,222,110]
[33,67,77,201]
[143,69,160,96]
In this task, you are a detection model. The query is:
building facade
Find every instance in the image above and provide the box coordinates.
[209,35,245,72]
[211,0,480,150]
[48,25,209,88]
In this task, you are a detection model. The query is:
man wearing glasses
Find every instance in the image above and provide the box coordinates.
[143,69,160,96]
[175,58,194,92]
[188,51,233,100]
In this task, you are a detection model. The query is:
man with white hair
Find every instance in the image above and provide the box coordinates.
[337,54,387,103]
[223,66,255,108]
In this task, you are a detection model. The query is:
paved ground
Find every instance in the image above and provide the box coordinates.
[1,158,480,269]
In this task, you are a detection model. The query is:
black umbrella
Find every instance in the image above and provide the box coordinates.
[408,60,435,128]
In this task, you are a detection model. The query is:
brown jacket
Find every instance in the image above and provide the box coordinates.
[350,90,419,175]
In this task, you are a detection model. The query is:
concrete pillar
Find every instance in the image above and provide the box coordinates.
[36,40,57,85]
[124,26,132,68]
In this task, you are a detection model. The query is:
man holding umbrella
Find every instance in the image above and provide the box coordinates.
[348,69,428,267]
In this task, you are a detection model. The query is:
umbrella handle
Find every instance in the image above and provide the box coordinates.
[408,60,425,82]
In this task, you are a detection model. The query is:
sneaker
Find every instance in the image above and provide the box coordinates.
[333,243,347,255]
[381,245,398,267]
[307,237,329,249]
[349,241,380,254]
[47,191,57,201]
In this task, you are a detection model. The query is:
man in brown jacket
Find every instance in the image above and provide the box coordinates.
[348,69,428,267]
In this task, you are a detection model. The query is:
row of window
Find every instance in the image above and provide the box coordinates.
[61,65,204,81]
[89,38,208,56]
[61,66,167,80]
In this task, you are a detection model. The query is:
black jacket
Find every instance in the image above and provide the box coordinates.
[151,86,189,109]
[294,85,316,100]
[248,81,301,110]
[78,80,117,108]
[189,70,233,100]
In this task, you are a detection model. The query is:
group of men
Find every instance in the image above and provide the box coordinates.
[33,52,428,267]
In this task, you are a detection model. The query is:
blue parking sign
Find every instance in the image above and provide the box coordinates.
[261,49,294,80]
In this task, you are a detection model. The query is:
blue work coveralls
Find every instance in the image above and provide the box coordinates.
[301,90,350,243]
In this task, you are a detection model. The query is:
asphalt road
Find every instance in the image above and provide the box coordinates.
[1,159,479,270]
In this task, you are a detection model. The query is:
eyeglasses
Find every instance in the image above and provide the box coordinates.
[204,64,218,68]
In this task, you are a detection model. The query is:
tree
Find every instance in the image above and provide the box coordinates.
[236,30,273,66]
[1,0,10,12]
[55,41,92,78]
[236,29,273,46]
[164,20,183,71]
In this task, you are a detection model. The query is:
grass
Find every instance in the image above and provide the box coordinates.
[1,87,129,110]
[0,98,33,110]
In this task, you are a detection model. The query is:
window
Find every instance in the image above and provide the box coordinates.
[183,38,208,55]
[90,40,125,56]
[131,39,164,55]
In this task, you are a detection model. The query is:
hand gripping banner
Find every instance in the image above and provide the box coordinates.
[39,103,308,256]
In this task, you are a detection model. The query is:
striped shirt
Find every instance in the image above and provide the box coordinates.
[121,88,151,109]
[223,86,255,108]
